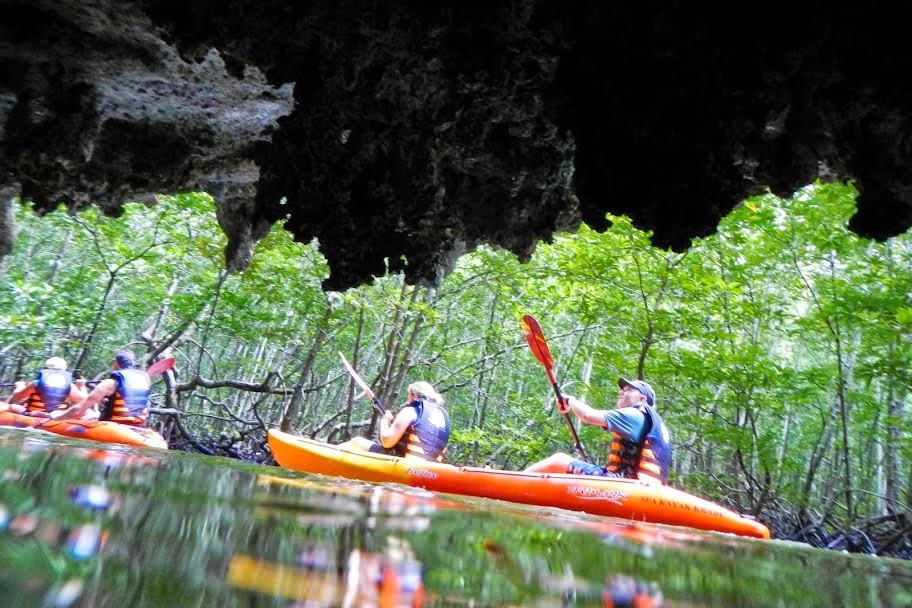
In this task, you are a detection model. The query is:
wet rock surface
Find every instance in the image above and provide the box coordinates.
[2,1,910,288]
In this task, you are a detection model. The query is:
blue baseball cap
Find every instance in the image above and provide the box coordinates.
[618,377,656,406]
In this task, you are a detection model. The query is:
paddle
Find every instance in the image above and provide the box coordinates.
[338,352,386,414]
[521,314,588,462]
[146,357,176,378]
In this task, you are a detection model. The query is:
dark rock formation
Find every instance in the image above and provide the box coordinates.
[2,1,910,289]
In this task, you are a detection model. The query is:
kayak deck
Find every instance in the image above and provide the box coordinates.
[0,407,168,449]
[267,428,770,539]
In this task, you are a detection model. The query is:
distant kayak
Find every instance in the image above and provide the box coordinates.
[267,429,770,540]
[0,406,168,450]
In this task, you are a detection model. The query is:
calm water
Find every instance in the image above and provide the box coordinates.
[1,429,911,608]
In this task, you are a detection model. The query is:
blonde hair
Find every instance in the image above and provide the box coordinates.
[406,381,443,405]
[44,357,67,371]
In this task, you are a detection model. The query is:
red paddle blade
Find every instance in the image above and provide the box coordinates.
[146,357,175,377]
[521,314,554,368]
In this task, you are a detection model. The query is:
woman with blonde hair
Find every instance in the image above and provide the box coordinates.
[340,380,450,462]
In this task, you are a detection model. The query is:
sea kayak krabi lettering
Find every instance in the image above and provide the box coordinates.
[639,496,724,517]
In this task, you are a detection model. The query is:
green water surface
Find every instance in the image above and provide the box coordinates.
[0,430,910,607]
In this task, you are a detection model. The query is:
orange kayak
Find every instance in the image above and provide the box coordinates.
[0,407,168,449]
[267,429,770,540]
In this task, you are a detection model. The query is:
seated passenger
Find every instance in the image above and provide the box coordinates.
[339,381,449,462]
[9,357,87,417]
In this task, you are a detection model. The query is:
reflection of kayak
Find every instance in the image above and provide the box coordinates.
[253,473,436,532]
[228,548,425,606]
[227,553,425,607]
[268,429,770,539]
[0,407,168,449]
[227,554,342,602]
[255,473,438,514]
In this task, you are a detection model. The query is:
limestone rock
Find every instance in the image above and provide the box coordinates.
[2,1,909,289]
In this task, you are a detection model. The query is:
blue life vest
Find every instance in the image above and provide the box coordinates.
[100,368,151,425]
[28,368,73,414]
[393,399,450,462]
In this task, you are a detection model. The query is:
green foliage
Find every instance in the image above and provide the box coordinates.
[2,181,909,526]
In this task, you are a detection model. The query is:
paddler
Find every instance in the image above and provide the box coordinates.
[339,381,450,462]
[52,348,151,427]
[524,377,671,484]
[7,357,88,417]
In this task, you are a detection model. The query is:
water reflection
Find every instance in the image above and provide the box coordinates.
[0,440,155,607]
[236,475,432,607]
[1,430,911,607]
[227,537,425,608]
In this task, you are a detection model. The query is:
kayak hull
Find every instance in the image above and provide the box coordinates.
[267,429,770,539]
[0,408,168,449]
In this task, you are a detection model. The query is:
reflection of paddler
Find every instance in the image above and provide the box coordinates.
[4,510,108,560]
[379,558,424,608]
[344,536,424,608]
[227,536,425,608]
[66,523,107,559]
[603,575,663,608]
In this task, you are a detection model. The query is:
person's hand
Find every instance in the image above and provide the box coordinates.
[13,381,25,392]
[556,395,573,414]
[50,410,64,420]
[382,410,394,424]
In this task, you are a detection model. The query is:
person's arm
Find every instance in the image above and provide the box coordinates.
[52,379,115,420]
[8,382,34,413]
[602,407,648,441]
[558,395,611,427]
[379,407,418,448]
[11,381,35,403]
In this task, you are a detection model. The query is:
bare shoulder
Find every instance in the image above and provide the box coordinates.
[94,378,118,394]
[397,406,419,423]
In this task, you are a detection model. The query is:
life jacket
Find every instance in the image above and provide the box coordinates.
[606,404,671,485]
[393,399,450,462]
[26,369,73,414]
[603,581,660,608]
[377,560,424,608]
[100,368,151,426]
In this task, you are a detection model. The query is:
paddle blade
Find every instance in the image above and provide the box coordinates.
[338,352,378,403]
[521,314,554,368]
[147,357,175,377]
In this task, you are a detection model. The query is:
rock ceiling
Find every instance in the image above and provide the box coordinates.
[2,1,910,289]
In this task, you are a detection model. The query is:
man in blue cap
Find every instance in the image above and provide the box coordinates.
[524,376,672,484]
